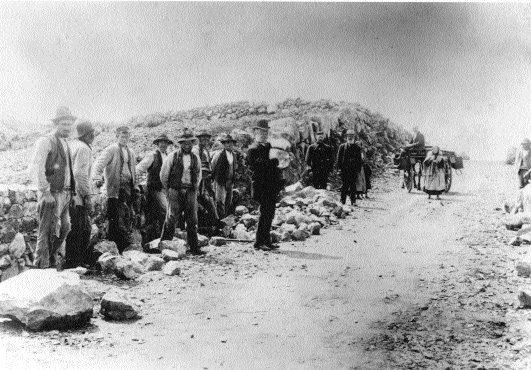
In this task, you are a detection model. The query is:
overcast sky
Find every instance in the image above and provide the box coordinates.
[1,2,531,160]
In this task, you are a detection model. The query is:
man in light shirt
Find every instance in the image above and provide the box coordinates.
[29,106,77,269]
[65,120,96,268]
[160,128,205,255]
[92,126,139,253]
[136,133,172,242]
[211,133,238,218]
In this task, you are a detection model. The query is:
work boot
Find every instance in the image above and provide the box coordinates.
[190,248,207,256]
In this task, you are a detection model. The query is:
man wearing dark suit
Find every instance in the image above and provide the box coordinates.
[305,131,334,189]
[337,130,363,205]
[247,119,285,251]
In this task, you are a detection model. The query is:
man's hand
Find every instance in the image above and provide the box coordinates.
[43,192,56,209]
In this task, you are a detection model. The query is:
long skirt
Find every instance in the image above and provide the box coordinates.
[423,170,446,195]
[355,169,366,194]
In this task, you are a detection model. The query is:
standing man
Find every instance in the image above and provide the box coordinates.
[65,120,96,268]
[247,119,285,251]
[136,133,173,242]
[515,138,531,189]
[337,130,363,205]
[305,131,334,189]
[29,106,76,269]
[211,133,238,218]
[160,128,205,256]
[92,126,139,253]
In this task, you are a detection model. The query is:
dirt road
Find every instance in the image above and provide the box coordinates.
[2,161,530,369]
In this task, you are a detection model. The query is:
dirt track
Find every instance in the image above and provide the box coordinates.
[2,161,531,370]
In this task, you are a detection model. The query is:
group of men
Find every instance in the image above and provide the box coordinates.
[29,107,289,268]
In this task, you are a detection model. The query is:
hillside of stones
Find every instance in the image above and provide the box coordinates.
[0,98,410,185]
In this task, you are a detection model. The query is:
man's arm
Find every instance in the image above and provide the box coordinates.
[73,145,92,198]
[92,146,114,184]
[194,152,202,189]
[160,152,174,190]
[29,137,52,194]
[135,151,155,177]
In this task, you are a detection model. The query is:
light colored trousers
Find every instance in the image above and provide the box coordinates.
[35,191,72,268]
[214,181,233,219]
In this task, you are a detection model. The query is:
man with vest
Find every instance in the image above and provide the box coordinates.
[247,119,285,251]
[93,126,139,253]
[29,106,76,269]
[211,133,238,218]
[305,131,334,189]
[193,129,224,233]
[65,120,96,269]
[136,133,173,242]
[337,130,363,205]
[160,128,205,255]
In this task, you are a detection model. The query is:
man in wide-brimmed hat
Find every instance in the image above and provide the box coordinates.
[160,128,205,255]
[305,130,334,189]
[65,119,97,268]
[93,125,139,253]
[246,119,286,251]
[211,133,239,218]
[337,130,363,205]
[29,106,77,269]
[516,138,531,189]
[136,133,174,242]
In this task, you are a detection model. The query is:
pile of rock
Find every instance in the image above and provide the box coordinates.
[0,233,31,282]
[216,183,352,245]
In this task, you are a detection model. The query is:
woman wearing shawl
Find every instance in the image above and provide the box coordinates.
[423,146,445,199]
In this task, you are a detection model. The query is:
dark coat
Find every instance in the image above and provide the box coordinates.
[247,142,284,202]
[306,142,334,174]
[337,142,363,175]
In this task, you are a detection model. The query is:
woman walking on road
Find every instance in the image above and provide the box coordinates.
[423,146,446,200]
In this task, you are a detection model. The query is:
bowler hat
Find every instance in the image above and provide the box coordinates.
[153,133,173,145]
[115,126,130,134]
[346,129,356,136]
[52,106,77,123]
[195,129,212,138]
[75,120,95,138]
[254,119,270,130]
[522,138,531,145]
[220,133,237,143]
[177,128,196,143]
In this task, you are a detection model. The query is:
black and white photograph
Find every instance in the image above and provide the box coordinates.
[0,2,531,369]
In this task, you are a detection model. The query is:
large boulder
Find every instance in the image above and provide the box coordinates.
[234,224,251,240]
[163,261,181,276]
[234,206,249,216]
[123,250,150,266]
[159,239,187,255]
[162,249,185,261]
[241,214,259,228]
[98,252,119,272]
[0,270,93,330]
[284,182,304,196]
[8,233,26,259]
[100,291,138,321]
[113,258,138,280]
[144,256,165,272]
[292,229,310,241]
[94,241,119,257]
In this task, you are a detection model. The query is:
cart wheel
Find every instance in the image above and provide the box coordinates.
[405,169,414,192]
[445,165,452,192]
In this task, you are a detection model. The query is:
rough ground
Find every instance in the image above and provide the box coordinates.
[1,161,530,370]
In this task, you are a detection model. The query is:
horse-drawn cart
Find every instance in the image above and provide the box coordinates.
[393,146,463,193]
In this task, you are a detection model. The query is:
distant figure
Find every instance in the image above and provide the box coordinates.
[93,126,139,253]
[135,133,172,243]
[29,107,77,269]
[65,120,96,269]
[305,131,334,189]
[405,126,426,151]
[423,146,446,200]
[337,130,363,205]
[515,138,531,189]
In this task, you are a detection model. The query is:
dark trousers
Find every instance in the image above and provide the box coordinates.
[312,171,329,190]
[65,205,92,268]
[255,194,278,248]
[161,188,199,252]
[107,189,133,253]
[144,188,168,242]
[340,171,358,205]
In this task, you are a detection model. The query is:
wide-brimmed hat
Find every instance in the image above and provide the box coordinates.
[115,126,130,135]
[253,119,270,131]
[153,133,173,145]
[52,106,77,123]
[177,128,196,143]
[220,133,237,143]
[195,129,212,138]
[346,129,356,136]
[522,138,531,145]
[75,119,95,138]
